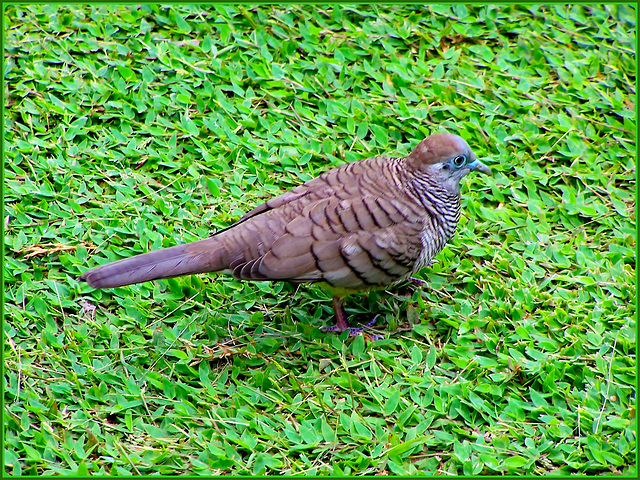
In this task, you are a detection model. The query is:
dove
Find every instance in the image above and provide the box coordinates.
[80,133,490,335]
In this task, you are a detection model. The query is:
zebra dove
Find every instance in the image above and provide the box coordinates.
[80,133,490,335]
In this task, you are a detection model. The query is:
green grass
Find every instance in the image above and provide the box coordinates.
[3,3,636,476]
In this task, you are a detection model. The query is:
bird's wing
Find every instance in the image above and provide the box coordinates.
[231,193,426,289]
[223,156,395,230]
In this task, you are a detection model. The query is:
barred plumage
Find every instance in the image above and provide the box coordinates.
[80,133,490,336]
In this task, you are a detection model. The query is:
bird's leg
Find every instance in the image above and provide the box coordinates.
[320,296,350,333]
[321,296,379,336]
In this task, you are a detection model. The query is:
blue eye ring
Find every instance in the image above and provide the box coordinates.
[452,155,467,168]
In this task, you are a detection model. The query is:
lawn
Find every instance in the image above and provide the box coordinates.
[3,3,636,476]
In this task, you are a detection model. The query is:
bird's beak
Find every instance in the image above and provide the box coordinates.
[467,160,491,175]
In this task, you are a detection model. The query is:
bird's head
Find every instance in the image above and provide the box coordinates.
[405,133,490,195]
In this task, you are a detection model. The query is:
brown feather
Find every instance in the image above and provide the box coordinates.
[79,133,490,334]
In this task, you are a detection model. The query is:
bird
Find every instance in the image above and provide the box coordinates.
[79,132,490,336]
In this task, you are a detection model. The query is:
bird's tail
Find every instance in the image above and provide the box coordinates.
[79,237,228,288]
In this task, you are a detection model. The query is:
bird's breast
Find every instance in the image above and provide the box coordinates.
[414,216,456,272]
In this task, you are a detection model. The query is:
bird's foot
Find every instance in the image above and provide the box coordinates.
[346,315,379,336]
[320,324,340,333]
[321,315,381,339]
[324,296,382,339]
[409,277,428,287]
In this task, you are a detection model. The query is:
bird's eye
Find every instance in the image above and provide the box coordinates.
[452,155,467,168]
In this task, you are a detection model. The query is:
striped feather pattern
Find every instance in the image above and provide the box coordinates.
[80,133,489,319]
